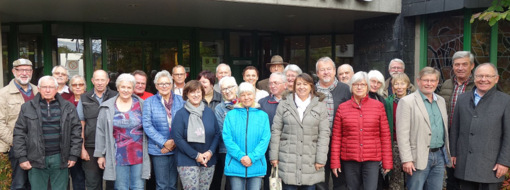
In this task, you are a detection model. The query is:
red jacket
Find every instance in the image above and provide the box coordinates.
[330,96,393,170]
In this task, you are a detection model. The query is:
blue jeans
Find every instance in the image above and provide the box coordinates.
[283,183,315,190]
[229,176,262,190]
[69,159,86,190]
[115,164,144,190]
[151,155,178,190]
[9,148,30,190]
[406,150,445,190]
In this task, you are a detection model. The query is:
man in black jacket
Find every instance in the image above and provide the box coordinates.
[13,76,82,189]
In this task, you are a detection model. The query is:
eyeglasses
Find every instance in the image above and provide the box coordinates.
[71,83,85,87]
[53,72,67,76]
[474,75,497,79]
[221,85,236,93]
[173,73,185,77]
[157,83,172,87]
[269,81,283,87]
[352,83,367,88]
[420,79,437,83]
[389,66,404,70]
[39,86,56,90]
[318,67,334,73]
[15,68,33,73]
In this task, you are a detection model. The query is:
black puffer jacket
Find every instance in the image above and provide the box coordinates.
[13,93,82,169]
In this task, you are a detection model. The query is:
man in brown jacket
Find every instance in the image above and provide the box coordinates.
[0,58,38,190]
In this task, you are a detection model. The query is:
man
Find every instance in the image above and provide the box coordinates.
[52,65,74,100]
[132,70,153,100]
[315,57,350,190]
[336,64,354,83]
[77,70,117,190]
[383,58,416,97]
[396,66,452,190]
[13,76,82,189]
[438,51,475,190]
[257,55,288,92]
[0,58,38,190]
[258,72,286,190]
[213,63,231,93]
[172,65,187,96]
[450,63,510,190]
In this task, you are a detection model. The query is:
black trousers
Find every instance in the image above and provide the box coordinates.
[459,179,501,190]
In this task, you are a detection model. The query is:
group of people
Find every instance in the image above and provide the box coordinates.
[0,51,508,190]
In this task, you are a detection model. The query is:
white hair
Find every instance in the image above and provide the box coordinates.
[452,51,474,64]
[315,57,336,72]
[389,58,405,70]
[238,82,256,96]
[348,71,369,92]
[52,65,69,75]
[338,64,354,72]
[216,63,231,73]
[368,70,385,95]
[154,70,173,84]
[270,72,286,83]
[70,75,87,89]
[116,73,136,88]
[38,76,58,88]
[219,76,237,89]
[284,64,303,76]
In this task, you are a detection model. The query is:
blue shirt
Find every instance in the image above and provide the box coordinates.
[419,91,445,149]
[13,80,32,97]
[77,92,105,121]
[474,90,482,106]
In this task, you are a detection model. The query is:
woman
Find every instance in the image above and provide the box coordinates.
[367,70,385,103]
[283,64,302,92]
[242,66,269,102]
[211,76,238,190]
[198,70,222,112]
[67,75,86,106]
[383,73,411,190]
[269,73,330,190]
[67,75,87,190]
[223,82,271,190]
[95,73,150,190]
[171,80,220,190]
[330,71,393,190]
[143,70,185,190]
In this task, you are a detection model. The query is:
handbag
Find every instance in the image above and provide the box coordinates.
[269,166,282,190]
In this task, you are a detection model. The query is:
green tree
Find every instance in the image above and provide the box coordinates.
[472,0,510,26]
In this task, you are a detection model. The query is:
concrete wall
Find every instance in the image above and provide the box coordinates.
[221,0,401,13]
[353,15,416,80]
[402,0,491,16]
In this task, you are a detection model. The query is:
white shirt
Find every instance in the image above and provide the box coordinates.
[294,93,311,122]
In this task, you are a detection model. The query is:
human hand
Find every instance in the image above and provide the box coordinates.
[68,160,76,168]
[164,139,176,151]
[203,151,212,163]
[493,164,509,178]
[451,157,456,168]
[240,156,252,167]
[161,147,170,154]
[383,169,391,175]
[97,157,106,170]
[81,147,90,161]
[270,160,279,167]
[332,168,341,178]
[402,162,416,176]
[315,163,325,171]
[19,161,32,170]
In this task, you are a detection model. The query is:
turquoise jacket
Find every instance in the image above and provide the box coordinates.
[222,104,271,178]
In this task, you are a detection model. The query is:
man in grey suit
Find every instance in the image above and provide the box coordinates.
[450,63,510,190]
[396,66,452,190]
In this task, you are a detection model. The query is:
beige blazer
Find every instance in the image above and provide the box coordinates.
[396,91,452,170]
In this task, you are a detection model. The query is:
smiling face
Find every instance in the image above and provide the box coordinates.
[92,70,109,93]
[369,78,383,93]
[172,67,187,85]
[417,74,439,97]
[269,64,284,73]
[156,76,172,97]
[392,79,409,98]
[453,57,474,81]
[216,65,231,81]
[117,81,134,100]
[337,65,353,83]
[294,77,312,100]
[351,80,368,100]
[187,89,203,107]
[389,61,404,77]
[285,70,298,91]
[70,77,86,96]
[52,67,68,86]
[199,76,213,94]
[239,91,255,108]
[474,64,499,96]
[133,74,147,95]
[269,75,286,97]
[13,65,33,85]
[316,60,335,85]
[243,69,259,88]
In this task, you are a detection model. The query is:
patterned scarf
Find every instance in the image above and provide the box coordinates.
[185,101,206,143]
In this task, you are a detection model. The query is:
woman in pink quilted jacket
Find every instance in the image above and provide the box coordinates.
[330,71,393,190]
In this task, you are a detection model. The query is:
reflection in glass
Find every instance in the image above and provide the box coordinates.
[283,36,306,72]
[498,21,510,94]
[57,38,84,78]
[309,35,332,72]
[92,39,102,71]
[18,34,43,85]
[230,32,252,58]
[2,31,8,86]
[335,34,354,67]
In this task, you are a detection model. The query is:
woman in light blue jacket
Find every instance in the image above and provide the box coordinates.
[143,70,185,190]
[222,82,271,190]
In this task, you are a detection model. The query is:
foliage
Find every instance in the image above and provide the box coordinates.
[0,153,12,190]
[471,0,510,26]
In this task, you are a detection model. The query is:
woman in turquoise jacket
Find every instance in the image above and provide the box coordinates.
[222,82,271,190]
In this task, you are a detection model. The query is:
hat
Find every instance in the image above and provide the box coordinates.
[266,55,288,69]
[13,59,33,67]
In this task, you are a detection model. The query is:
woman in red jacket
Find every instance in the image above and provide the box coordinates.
[330,71,393,190]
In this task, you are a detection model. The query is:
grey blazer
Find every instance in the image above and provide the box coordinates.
[450,87,510,183]
[396,91,452,170]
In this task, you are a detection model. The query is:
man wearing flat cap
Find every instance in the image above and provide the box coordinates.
[257,55,289,92]
[0,58,38,190]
